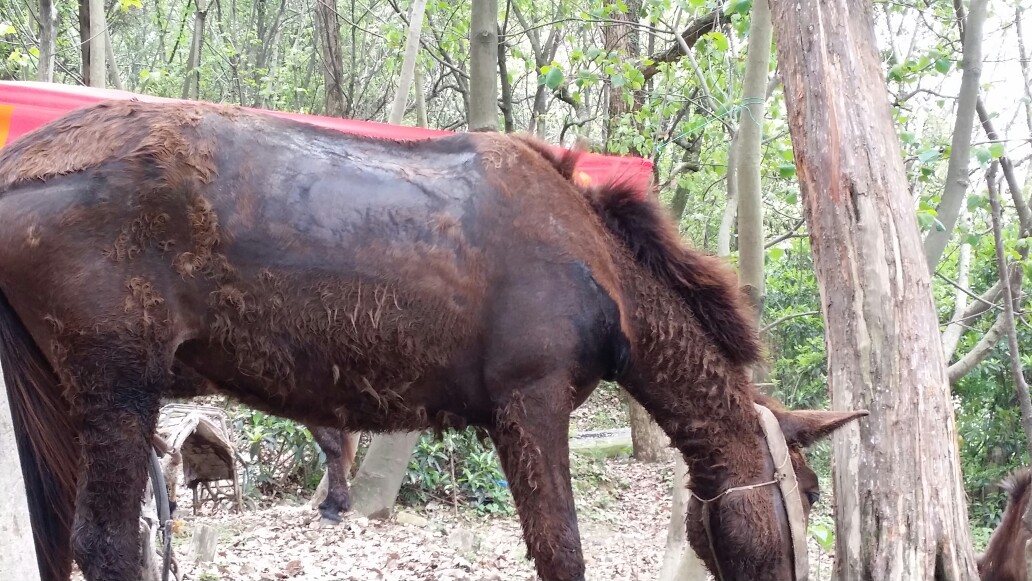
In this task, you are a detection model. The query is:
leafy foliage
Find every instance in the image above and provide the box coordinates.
[400,430,514,516]
[232,410,324,498]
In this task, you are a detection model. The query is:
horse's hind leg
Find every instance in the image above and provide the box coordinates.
[62,342,171,581]
[490,374,584,581]
[311,426,358,522]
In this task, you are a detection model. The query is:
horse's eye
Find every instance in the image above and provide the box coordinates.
[805,490,820,506]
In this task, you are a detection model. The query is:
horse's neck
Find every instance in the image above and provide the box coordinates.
[617,266,765,491]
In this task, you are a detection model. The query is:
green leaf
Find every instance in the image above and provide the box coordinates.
[785,190,798,205]
[768,246,785,261]
[888,64,905,82]
[0,22,15,35]
[611,73,627,89]
[967,193,987,211]
[704,31,729,52]
[917,148,940,163]
[899,130,915,144]
[725,0,752,15]
[544,67,564,90]
[917,210,936,230]
[989,142,1005,159]
[964,233,981,246]
[778,164,797,179]
[935,58,951,74]
[974,147,992,165]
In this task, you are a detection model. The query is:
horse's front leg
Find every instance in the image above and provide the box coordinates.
[311,426,358,522]
[65,348,168,581]
[490,374,584,581]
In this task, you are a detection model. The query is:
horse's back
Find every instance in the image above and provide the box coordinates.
[0,99,627,430]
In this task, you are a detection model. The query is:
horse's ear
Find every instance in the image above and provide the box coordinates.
[775,409,869,448]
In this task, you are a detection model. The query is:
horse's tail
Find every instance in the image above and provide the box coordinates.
[0,289,78,581]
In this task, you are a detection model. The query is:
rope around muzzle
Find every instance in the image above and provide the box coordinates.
[687,403,809,581]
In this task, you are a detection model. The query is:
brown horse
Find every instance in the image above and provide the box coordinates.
[978,468,1032,581]
[0,99,866,581]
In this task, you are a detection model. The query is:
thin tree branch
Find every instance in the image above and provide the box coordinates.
[760,311,820,334]
[935,271,1001,312]
[764,219,806,249]
[986,161,1032,451]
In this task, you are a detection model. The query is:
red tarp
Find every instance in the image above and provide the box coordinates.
[0,81,653,192]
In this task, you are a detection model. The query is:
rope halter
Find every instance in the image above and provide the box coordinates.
[688,403,809,581]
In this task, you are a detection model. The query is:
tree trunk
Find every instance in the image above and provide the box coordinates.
[497,25,515,133]
[78,0,90,84]
[105,28,124,91]
[348,431,422,518]
[717,128,741,257]
[313,0,346,117]
[388,0,427,125]
[602,0,667,463]
[468,0,498,131]
[0,367,41,580]
[414,66,428,128]
[940,213,971,361]
[657,456,709,581]
[921,0,988,270]
[37,0,56,82]
[735,0,773,327]
[182,0,209,99]
[87,0,106,87]
[769,0,980,577]
[625,390,671,462]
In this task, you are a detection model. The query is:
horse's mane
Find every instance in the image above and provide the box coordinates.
[514,135,762,366]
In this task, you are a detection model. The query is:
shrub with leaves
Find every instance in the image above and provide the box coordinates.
[231,409,324,499]
[400,429,514,516]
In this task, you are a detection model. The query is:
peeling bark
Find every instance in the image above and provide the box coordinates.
[769,0,980,577]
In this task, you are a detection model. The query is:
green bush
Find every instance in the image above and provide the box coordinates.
[399,429,514,516]
[231,409,324,498]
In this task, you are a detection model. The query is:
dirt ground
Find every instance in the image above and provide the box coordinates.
[152,454,836,581]
[163,456,669,581]
[70,387,838,581]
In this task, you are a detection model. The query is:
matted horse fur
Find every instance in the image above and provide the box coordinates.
[0,99,866,581]
[979,468,1032,581]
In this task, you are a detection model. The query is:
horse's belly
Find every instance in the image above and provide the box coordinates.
[175,265,487,430]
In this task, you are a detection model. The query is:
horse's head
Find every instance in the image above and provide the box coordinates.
[684,402,868,581]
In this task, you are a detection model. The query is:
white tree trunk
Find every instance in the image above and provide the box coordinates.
[348,431,422,518]
[658,456,709,581]
[388,0,428,125]
[468,0,498,130]
[735,0,772,322]
[921,0,989,269]
[87,0,106,88]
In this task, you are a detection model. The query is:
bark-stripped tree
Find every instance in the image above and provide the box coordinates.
[769,0,980,577]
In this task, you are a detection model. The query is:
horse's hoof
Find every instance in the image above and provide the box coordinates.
[318,510,343,527]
